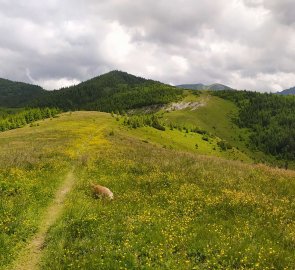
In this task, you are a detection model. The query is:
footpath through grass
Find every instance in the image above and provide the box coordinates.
[0,112,111,269]
[9,171,76,270]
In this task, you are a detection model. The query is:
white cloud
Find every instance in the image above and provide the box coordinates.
[39,78,81,90]
[101,22,135,63]
[0,0,295,91]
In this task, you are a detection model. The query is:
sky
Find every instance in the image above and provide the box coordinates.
[0,0,295,92]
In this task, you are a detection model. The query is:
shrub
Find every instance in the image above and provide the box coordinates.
[218,140,233,151]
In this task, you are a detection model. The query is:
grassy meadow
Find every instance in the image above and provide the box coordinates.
[0,112,111,268]
[124,121,251,163]
[160,93,275,164]
[0,111,294,269]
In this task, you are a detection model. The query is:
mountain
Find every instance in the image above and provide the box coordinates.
[0,78,45,107]
[208,83,233,91]
[278,86,295,95]
[36,70,183,111]
[176,83,206,90]
[176,83,233,91]
[0,71,183,111]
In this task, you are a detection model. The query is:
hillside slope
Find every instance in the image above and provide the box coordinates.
[0,111,294,270]
[214,90,295,165]
[38,71,183,111]
[0,78,45,107]
[159,93,253,161]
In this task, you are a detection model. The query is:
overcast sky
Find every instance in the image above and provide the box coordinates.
[0,0,295,92]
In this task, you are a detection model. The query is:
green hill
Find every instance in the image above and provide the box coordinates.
[0,78,45,108]
[0,71,183,111]
[214,90,295,164]
[39,71,183,111]
[159,93,252,159]
[0,111,294,270]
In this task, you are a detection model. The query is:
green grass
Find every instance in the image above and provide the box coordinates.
[119,92,251,162]
[41,119,295,269]
[0,111,294,269]
[161,93,248,147]
[0,126,69,266]
[160,93,283,165]
[123,125,251,162]
[0,112,112,268]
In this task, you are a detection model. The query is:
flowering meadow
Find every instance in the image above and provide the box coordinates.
[0,112,294,269]
[41,114,294,269]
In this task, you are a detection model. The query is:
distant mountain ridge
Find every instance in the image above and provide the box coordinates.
[176,83,233,91]
[278,86,295,95]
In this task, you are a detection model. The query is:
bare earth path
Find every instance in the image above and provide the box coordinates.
[9,170,76,270]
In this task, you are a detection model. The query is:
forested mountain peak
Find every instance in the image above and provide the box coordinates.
[33,70,182,111]
[69,70,154,90]
[0,71,182,110]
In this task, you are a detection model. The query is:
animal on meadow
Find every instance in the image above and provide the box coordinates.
[90,183,114,200]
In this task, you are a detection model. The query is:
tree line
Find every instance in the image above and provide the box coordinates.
[214,90,295,161]
[122,114,166,131]
[0,107,60,132]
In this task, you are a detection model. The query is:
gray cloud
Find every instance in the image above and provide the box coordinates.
[0,0,295,91]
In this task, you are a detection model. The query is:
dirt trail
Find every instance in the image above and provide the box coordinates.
[9,170,76,270]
